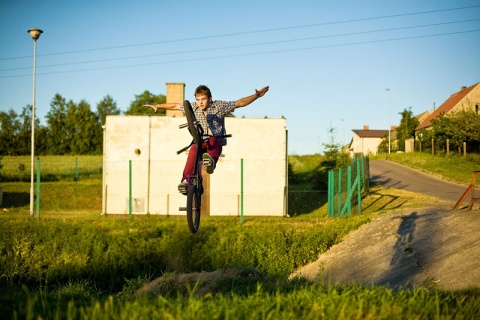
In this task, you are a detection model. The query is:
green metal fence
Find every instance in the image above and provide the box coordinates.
[327,153,369,217]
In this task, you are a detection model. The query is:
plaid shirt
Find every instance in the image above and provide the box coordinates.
[182,100,236,146]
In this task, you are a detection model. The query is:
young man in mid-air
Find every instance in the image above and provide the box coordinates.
[145,84,269,194]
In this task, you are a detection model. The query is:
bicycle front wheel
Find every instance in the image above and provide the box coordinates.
[186,184,201,233]
[183,100,203,146]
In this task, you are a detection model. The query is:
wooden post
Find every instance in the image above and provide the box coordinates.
[446,139,449,156]
[201,166,210,216]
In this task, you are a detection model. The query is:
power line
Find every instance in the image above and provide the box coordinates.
[1,18,478,72]
[1,29,478,79]
[1,4,479,61]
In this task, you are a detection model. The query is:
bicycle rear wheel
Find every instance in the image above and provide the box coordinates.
[186,183,201,233]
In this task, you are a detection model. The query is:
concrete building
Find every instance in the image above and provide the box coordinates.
[102,83,287,216]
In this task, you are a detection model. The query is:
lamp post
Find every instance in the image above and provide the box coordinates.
[386,88,391,154]
[28,28,43,218]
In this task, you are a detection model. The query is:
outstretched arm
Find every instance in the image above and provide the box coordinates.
[144,103,181,112]
[235,86,269,108]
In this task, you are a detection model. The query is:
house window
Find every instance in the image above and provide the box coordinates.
[476,104,479,113]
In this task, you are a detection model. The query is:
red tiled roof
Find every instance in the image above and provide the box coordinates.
[416,83,479,130]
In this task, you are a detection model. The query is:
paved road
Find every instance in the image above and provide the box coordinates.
[292,159,480,290]
[369,159,469,205]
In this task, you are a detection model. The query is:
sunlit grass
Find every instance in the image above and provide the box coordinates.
[1,153,479,318]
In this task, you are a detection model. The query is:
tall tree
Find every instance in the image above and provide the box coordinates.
[395,108,419,152]
[97,95,121,125]
[0,109,21,155]
[17,105,43,155]
[63,99,103,154]
[430,113,453,148]
[45,94,69,154]
[125,90,166,115]
[68,100,102,154]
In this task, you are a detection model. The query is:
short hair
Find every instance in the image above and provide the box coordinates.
[194,85,212,99]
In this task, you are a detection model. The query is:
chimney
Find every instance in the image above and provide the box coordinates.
[461,86,467,91]
[363,125,369,130]
[166,82,185,117]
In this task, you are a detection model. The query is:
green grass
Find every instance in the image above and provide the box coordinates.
[0,155,102,182]
[0,153,479,319]
[374,152,480,185]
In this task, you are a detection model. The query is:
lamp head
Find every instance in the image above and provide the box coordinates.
[28,28,43,41]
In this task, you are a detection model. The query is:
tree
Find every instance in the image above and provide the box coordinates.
[65,99,103,154]
[97,95,121,125]
[45,94,69,154]
[125,90,166,115]
[322,125,350,170]
[0,109,21,155]
[17,105,43,155]
[449,109,480,146]
[377,132,390,154]
[395,108,419,152]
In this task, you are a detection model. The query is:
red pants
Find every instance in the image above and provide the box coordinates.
[182,137,222,181]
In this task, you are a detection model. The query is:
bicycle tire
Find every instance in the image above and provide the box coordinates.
[186,183,201,233]
[183,100,203,146]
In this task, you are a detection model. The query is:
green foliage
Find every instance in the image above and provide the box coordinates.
[97,95,121,125]
[395,107,419,152]
[0,107,38,156]
[378,152,480,186]
[124,90,166,115]
[1,153,480,318]
[0,156,102,182]
[0,90,167,156]
[431,109,480,151]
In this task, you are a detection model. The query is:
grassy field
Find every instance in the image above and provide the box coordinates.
[0,153,479,319]
[374,152,480,186]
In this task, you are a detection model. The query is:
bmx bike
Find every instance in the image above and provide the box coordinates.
[177,100,230,233]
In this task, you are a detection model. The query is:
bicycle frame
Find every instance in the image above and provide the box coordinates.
[177,100,205,233]
[177,100,231,233]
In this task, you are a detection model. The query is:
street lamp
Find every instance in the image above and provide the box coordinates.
[28,28,43,218]
[386,88,391,154]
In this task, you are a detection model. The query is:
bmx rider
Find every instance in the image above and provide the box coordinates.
[145,84,269,194]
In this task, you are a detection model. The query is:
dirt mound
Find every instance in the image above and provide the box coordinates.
[135,267,265,297]
[291,206,480,290]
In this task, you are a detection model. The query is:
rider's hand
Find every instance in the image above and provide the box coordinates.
[144,104,158,112]
[255,86,269,98]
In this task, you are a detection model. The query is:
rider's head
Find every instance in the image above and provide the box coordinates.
[194,85,212,110]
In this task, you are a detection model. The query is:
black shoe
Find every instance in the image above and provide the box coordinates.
[178,180,187,195]
[202,153,215,174]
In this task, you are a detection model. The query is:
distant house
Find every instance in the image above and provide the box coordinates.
[349,125,394,156]
[416,82,480,131]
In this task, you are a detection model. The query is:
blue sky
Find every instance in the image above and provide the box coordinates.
[1,0,479,155]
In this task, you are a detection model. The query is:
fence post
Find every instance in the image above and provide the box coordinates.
[75,156,79,181]
[346,165,352,216]
[129,160,132,216]
[240,158,244,223]
[356,158,362,214]
[337,168,342,217]
[36,158,40,218]
[327,170,334,217]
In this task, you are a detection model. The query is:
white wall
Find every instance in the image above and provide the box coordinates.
[103,116,287,216]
